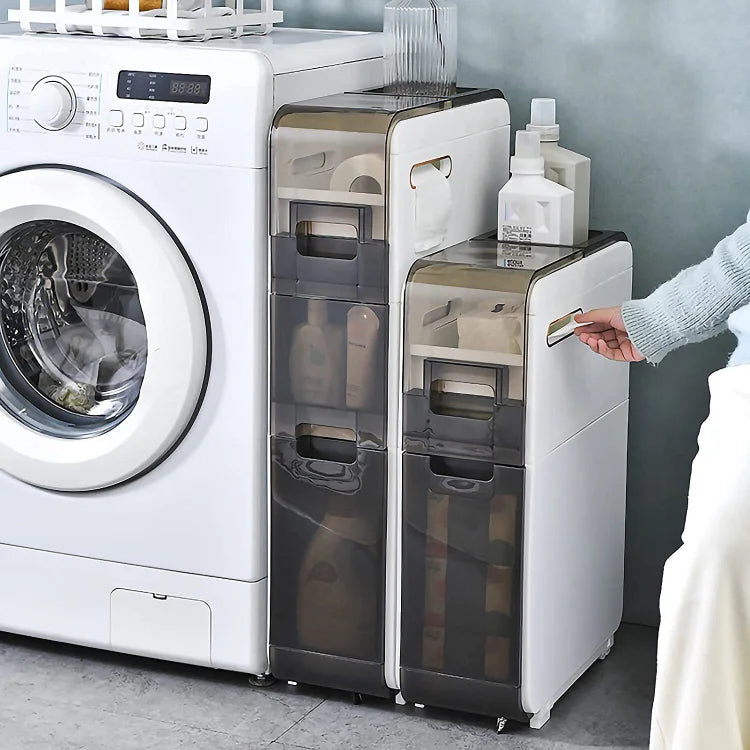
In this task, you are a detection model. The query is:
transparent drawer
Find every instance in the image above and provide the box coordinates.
[404,359,524,465]
[271,295,388,449]
[272,202,388,304]
[270,437,386,667]
[401,453,523,687]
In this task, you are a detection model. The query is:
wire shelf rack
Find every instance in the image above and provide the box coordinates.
[8,0,282,41]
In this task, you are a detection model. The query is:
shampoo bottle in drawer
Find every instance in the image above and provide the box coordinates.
[526,98,591,245]
[498,131,574,246]
[346,306,380,410]
[297,497,379,660]
[289,299,344,408]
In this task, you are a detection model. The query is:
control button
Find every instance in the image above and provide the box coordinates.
[132,113,145,128]
[153,114,166,130]
[196,117,208,133]
[173,115,187,131]
[108,110,124,128]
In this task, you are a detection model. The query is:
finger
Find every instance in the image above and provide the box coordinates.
[575,308,616,326]
[603,338,628,362]
[597,338,616,360]
[581,332,606,347]
[575,323,609,335]
[622,339,642,363]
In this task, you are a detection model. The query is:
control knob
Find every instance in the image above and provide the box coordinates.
[29,77,77,131]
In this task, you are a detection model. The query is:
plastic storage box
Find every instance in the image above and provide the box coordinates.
[399,231,632,729]
[268,90,510,699]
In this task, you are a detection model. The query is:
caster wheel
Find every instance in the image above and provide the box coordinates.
[248,674,276,688]
[599,635,615,661]
[351,692,364,706]
[496,717,508,734]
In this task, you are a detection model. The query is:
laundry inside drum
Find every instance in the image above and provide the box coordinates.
[0,220,148,438]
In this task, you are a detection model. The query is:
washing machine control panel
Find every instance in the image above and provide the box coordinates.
[3,50,263,169]
[9,66,213,148]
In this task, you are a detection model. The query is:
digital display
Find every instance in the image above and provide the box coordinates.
[117,70,211,104]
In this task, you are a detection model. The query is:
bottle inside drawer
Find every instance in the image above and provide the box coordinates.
[272,296,388,447]
[402,454,523,685]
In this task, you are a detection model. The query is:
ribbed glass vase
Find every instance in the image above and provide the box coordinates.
[383,0,458,97]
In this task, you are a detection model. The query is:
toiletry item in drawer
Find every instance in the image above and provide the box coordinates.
[289,299,345,409]
[297,497,380,660]
[346,306,381,410]
[457,299,524,355]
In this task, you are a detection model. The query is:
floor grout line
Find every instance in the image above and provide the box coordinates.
[271,694,331,747]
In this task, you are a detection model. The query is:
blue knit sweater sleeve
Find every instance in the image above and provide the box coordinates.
[621,215,750,363]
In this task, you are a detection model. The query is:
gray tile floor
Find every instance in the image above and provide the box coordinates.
[0,624,656,749]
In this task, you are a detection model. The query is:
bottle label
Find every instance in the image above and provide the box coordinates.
[502,225,533,243]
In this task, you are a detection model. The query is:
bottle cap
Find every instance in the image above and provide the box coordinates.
[510,131,545,176]
[307,298,328,326]
[526,98,560,142]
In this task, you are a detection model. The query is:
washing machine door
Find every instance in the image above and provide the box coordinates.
[0,168,208,491]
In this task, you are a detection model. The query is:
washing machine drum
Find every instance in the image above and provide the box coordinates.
[0,221,148,438]
[0,168,208,491]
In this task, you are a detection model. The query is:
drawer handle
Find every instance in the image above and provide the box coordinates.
[296,434,357,465]
[429,455,493,483]
[547,309,584,347]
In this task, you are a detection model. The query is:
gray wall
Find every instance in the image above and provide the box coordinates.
[274,0,750,626]
[2,0,748,625]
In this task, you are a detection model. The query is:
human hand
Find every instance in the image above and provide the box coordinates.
[575,307,645,363]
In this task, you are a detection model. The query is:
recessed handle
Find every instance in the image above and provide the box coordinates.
[429,455,494,483]
[547,309,584,347]
[295,425,357,464]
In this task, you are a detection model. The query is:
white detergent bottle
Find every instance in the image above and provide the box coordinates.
[498,130,574,246]
[527,98,591,245]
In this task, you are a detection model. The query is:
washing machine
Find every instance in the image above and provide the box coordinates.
[0,28,383,676]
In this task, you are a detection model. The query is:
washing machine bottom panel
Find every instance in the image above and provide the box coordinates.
[0,544,268,675]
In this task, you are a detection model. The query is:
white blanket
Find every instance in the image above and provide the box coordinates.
[651,364,750,748]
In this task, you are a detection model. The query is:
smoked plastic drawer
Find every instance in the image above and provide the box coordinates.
[404,360,524,465]
[271,203,387,304]
[270,437,387,670]
[271,294,388,450]
[400,452,524,687]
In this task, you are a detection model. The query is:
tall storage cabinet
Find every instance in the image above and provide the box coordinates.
[399,233,633,729]
[268,90,510,698]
